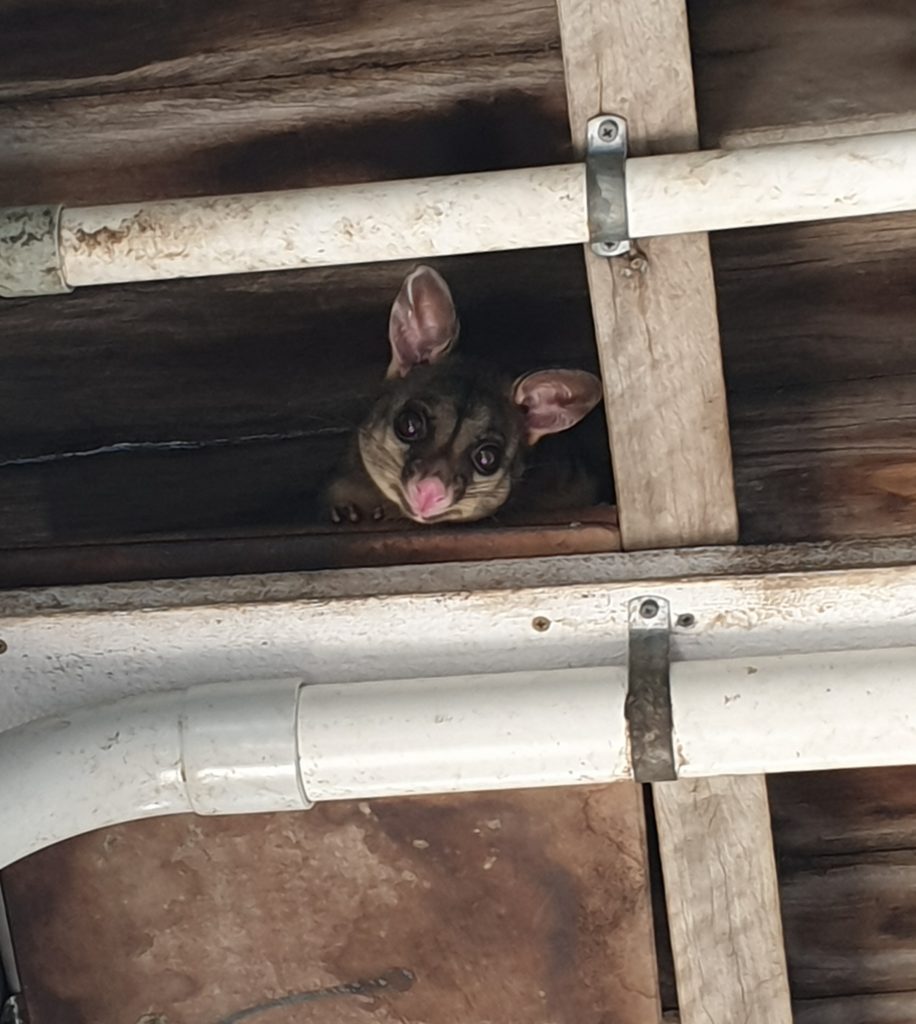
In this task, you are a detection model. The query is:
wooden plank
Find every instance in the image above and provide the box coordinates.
[770,765,916,858]
[0,507,621,590]
[0,249,608,551]
[690,0,916,148]
[720,111,916,150]
[0,53,570,207]
[555,2,788,1021]
[716,209,916,544]
[779,849,916,999]
[667,994,916,1024]
[662,764,916,1017]
[556,0,736,551]
[4,533,916,613]
[653,777,790,1020]
[795,992,916,1024]
[1,786,660,1024]
[0,0,560,101]
[769,769,916,1009]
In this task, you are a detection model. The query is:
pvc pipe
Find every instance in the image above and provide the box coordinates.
[0,678,307,869]
[0,667,628,869]
[57,166,587,287]
[672,646,916,777]
[627,130,916,237]
[3,647,916,869]
[297,667,629,800]
[22,129,910,291]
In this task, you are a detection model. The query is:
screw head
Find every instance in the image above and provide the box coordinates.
[532,616,551,633]
[676,613,696,629]
[639,599,659,620]
[598,118,619,143]
[0,639,7,654]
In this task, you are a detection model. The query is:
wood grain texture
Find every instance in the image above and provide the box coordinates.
[556,0,737,551]
[779,850,916,1000]
[768,768,916,1008]
[0,507,621,590]
[717,211,916,544]
[0,55,571,207]
[0,0,560,101]
[795,992,916,1024]
[556,4,786,1023]
[770,765,916,858]
[654,776,791,1022]
[690,0,916,147]
[0,249,610,555]
[2,786,659,1024]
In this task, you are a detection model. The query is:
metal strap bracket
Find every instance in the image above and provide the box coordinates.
[625,595,677,782]
[586,115,630,258]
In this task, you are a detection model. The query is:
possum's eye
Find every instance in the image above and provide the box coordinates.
[472,443,502,475]
[393,405,427,443]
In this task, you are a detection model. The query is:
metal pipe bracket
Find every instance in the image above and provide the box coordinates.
[586,115,630,258]
[0,205,71,298]
[625,596,677,782]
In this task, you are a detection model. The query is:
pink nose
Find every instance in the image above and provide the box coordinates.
[405,476,452,520]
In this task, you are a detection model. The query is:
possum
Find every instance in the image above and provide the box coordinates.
[324,265,604,526]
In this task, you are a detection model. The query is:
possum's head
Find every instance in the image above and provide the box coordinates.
[357,266,602,525]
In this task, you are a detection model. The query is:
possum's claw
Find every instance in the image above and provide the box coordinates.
[330,502,362,524]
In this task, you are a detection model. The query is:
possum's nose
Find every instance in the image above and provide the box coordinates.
[405,476,453,520]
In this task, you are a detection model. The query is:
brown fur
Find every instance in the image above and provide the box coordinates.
[324,267,604,526]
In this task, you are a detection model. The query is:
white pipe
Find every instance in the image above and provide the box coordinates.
[4,648,916,869]
[47,129,916,289]
[0,678,307,869]
[58,166,587,287]
[0,667,628,869]
[671,646,916,777]
[627,130,916,236]
[297,667,629,800]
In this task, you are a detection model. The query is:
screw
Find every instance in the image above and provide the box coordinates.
[532,616,551,633]
[676,613,696,629]
[0,639,7,654]
[598,118,619,143]
[639,599,659,620]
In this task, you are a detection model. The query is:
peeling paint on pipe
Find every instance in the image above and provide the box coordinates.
[2,130,915,295]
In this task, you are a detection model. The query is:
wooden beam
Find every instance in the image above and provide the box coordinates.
[554,2,791,1021]
[556,0,736,551]
[654,777,791,1018]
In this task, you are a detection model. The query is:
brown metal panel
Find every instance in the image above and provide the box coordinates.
[3,785,659,1024]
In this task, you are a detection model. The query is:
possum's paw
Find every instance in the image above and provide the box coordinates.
[325,475,387,526]
[329,502,387,524]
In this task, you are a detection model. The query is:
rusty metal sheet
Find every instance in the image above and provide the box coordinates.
[2,785,658,1024]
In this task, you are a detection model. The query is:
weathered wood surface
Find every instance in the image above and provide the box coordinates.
[556,0,736,551]
[2,0,916,573]
[0,248,609,554]
[556,1,788,1021]
[658,766,916,1018]
[690,0,916,147]
[0,0,561,101]
[766,767,916,1011]
[654,776,791,1023]
[0,508,621,590]
[770,766,916,858]
[3,211,916,561]
[1,786,660,1024]
[720,210,916,544]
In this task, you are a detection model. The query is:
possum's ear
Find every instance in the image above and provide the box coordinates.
[512,369,603,444]
[387,266,459,378]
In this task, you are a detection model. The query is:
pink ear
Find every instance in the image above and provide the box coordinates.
[513,369,603,444]
[387,266,459,378]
